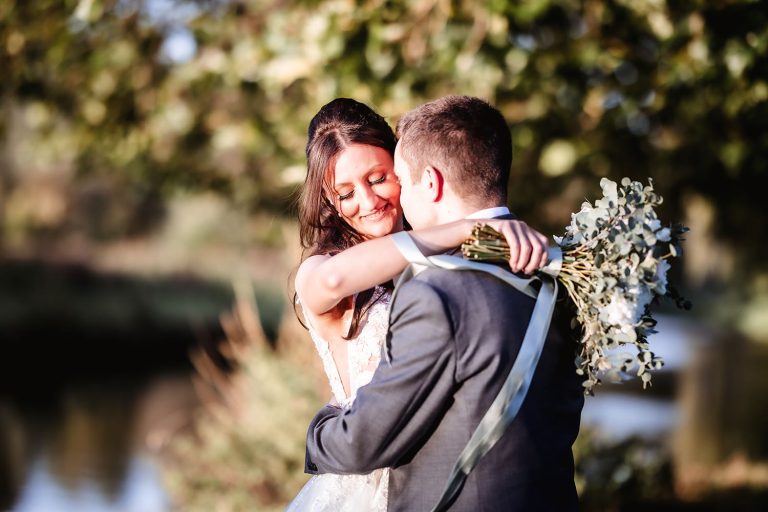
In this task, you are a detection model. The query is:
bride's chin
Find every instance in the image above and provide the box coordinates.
[361,220,396,238]
[367,227,390,238]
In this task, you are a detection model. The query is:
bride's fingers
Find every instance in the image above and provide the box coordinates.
[538,234,550,269]
[524,230,544,275]
[499,223,520,271]
[495,221,549,273]
[513,222,532,273]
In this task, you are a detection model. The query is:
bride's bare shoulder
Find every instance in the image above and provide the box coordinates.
[296,254,331,294]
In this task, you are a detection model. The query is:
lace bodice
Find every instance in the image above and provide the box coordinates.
[305,287,391,408]
[288,287,391,512]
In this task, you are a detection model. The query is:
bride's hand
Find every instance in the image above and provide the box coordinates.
[484,220,549,274]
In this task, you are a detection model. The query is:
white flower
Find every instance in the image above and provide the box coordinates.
[654,259,670,294]
[599,291,641,327]
[628,284,653,311]
[647,218,661,231]
[656,227,671,241]
[600,178,618,198]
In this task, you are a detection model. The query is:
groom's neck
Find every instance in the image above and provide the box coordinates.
[433,197,504,224]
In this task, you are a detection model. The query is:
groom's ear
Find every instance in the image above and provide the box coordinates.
[421,166,444,202]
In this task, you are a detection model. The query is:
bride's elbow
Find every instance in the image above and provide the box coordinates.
[315,273,350,307]
[323,272,343,292]
[296,257,345,310]
[297,275,345,316]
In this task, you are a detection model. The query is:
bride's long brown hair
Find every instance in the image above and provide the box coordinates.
[295,98,398,338]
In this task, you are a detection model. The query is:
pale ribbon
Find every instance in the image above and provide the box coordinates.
[388,231,561,512]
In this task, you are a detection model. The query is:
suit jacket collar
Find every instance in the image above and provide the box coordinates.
[465,206,513,219]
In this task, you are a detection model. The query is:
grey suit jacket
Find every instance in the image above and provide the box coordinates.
[305,261,584,511]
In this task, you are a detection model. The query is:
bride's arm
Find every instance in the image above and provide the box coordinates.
[295,219,548,317]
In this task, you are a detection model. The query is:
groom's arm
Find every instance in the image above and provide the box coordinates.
[305,277,458,475]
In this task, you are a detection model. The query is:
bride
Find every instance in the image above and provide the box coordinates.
[287,98,548,511]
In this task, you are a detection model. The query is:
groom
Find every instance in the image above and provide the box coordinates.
[304,96,584,511]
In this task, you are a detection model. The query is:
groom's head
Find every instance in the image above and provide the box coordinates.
[394,95,512,229]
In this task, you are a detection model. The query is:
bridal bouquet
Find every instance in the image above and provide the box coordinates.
[462,178,689,395]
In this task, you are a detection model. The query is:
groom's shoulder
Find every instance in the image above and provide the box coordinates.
[396,268,534,336]
[411,266,477,286]
[409,266,530,303]
[391,268,473,311]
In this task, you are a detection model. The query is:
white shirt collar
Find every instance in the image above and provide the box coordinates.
[465,206,511,219]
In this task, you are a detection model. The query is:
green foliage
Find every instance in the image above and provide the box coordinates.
[2,0,767,266]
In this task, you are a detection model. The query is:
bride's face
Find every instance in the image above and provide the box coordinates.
[330,144,403,239]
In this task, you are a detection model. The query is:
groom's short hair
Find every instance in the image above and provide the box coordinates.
[396,95,512,206]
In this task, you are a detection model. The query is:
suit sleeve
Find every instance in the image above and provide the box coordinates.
[305,278,457,475]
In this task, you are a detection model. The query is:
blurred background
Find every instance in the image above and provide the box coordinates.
[1,0,767,510]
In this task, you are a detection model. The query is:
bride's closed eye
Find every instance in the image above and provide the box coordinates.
[337,175,387,201]
[368,175,386,185]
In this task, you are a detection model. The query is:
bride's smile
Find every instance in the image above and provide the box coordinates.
[360,203,394,221]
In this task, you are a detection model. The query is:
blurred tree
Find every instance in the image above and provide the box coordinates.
[1,0,766,278]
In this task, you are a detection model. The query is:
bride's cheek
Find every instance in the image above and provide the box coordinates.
[339,202,356,220]
[383,183,400,200]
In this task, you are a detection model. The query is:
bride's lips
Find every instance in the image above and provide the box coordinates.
[360,204,393,222]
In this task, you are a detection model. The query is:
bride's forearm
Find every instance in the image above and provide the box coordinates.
[296,219,476,316]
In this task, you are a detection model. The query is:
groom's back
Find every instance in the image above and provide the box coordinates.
[387,267,584,512]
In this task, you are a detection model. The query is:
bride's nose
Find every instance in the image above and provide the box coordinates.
[358,185,379,211]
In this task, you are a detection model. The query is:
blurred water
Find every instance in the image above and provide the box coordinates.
[581,393,678,441]
[13,455,168,512]
[0,373,199,512]
[0,260,231,511]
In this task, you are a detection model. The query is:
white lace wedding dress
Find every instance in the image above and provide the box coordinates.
[286,287,391,512]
